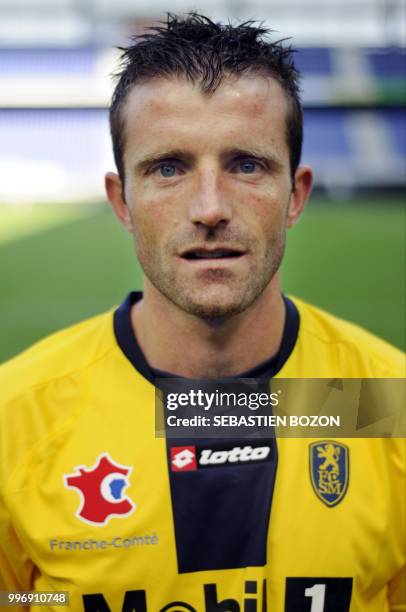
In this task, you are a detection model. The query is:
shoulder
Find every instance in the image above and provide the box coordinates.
[0,308,119,483]
[0,308,117,406]
[290,296,405,377]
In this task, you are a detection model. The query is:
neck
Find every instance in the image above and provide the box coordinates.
[131,276,286,378]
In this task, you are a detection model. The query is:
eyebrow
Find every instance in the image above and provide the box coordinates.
[133,146,284,174]
[224,147,284,168]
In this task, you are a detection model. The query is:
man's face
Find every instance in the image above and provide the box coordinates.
[108,75,311,319]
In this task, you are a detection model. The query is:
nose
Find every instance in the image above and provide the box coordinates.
[188,166,232,228]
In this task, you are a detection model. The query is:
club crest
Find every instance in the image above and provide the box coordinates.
[309,441,349,507]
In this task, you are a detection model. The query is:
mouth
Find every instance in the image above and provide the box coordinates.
[180,248,246,262]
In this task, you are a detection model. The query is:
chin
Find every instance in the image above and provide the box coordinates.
[147,268,274,321]
[187,302,245,320]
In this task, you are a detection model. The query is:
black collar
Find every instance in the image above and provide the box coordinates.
[113,291,299,383]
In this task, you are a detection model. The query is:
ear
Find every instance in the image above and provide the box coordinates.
[105,172,134,232]
[286,165,313,228]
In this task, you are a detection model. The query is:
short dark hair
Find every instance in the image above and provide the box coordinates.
[109,13,303,185]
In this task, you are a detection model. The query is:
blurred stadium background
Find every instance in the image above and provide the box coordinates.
[0,0,405,363]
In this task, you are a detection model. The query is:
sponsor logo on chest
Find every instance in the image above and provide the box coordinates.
[170,443,272,472]
[64,452,136,525]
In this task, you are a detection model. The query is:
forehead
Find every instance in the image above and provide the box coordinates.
[121,74,290,158]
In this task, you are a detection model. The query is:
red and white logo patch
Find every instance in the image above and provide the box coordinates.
[170,446,197,472]
[64,453,136,526]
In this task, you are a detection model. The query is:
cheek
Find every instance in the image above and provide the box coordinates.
[133,190,187,245]
[132,214,158,252]
[131,199,181,263]
[236,189,287,236]
[130,190,164,235]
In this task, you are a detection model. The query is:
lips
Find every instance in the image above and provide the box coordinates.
[181,248,245,261]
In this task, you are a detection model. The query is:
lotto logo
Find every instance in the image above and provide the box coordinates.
[170,444,272,472]
[200,445,270,466]
[171,446,197,471]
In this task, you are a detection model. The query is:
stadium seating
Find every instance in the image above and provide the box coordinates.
[0,46,404,202]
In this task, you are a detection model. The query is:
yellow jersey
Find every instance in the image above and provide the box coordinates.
[0,293,405,611]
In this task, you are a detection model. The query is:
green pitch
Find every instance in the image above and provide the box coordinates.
[0,197,404,363]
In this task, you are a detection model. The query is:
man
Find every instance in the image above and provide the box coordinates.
[0,13,404,612]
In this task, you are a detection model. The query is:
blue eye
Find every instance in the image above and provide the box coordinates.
[159,164,177,177]
[238,161,258,174]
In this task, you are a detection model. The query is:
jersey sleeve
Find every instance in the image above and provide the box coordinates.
[0,490,33,611]
[0,388,34,608]
[388,565,406,611]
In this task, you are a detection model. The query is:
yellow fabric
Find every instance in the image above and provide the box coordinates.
[0,298,404,611]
